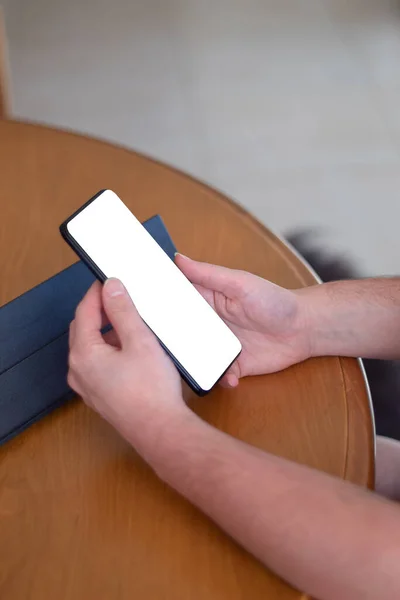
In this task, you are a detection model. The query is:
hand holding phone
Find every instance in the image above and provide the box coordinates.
[68,277,188,444]
[60,190,241,395]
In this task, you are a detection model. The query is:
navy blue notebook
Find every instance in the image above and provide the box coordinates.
[0,215,176,445]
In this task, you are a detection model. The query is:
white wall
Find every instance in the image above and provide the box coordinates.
[3,0,400,274]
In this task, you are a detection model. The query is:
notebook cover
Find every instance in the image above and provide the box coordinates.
[0,215,176,445]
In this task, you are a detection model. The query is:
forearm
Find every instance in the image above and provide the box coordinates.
[132,410,400,600]
[298,278,400,359]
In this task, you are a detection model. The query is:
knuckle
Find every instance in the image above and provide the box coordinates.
[67,370,77,390]
[234,270,248,290]
[228,270,252,299]
[69,346,98,381]
[68,349,81,373]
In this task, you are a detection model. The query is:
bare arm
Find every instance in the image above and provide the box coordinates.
[299,278,400,360]
[136,412,400,600]
[70,276,400,600]
[175,257,400,381]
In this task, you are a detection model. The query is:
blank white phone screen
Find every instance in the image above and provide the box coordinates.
[67,190,241,391]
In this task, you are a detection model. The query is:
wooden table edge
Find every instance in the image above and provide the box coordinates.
[2,119,376,488]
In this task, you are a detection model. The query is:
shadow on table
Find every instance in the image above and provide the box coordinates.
[287,230,400,442]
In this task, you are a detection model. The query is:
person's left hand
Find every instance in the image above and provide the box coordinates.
[68,278,187,445]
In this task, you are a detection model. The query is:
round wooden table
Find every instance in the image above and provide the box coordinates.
[0,120,374,600]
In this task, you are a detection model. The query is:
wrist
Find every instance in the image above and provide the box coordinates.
[294,285,323,359]
[149,409,208,480]
[117,397,198,469]
[295,282,350,358]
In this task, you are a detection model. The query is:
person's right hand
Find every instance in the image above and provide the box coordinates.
[176,255,312,387]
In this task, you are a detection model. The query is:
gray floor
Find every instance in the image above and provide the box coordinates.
[3,0,400,275]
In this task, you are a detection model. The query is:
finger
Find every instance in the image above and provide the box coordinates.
[219,372,239,388]
[193,283,215,309]
[102,278,151,349]
[175,254,245,297]
[74,281,104,350]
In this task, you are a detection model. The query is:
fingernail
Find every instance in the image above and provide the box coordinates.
[227,374,239,388]
[104,278,125,297]
[175,252,189,260]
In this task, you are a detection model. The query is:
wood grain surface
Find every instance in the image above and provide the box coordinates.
[0,120,375,600]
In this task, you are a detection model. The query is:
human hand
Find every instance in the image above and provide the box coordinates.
[68,278,188,449]
[176,255,311,387]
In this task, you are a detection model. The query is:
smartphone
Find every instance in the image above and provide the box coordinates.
[60,190,242,395]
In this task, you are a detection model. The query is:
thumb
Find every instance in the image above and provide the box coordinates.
[175,254,245,297]
[102,278,148,349]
